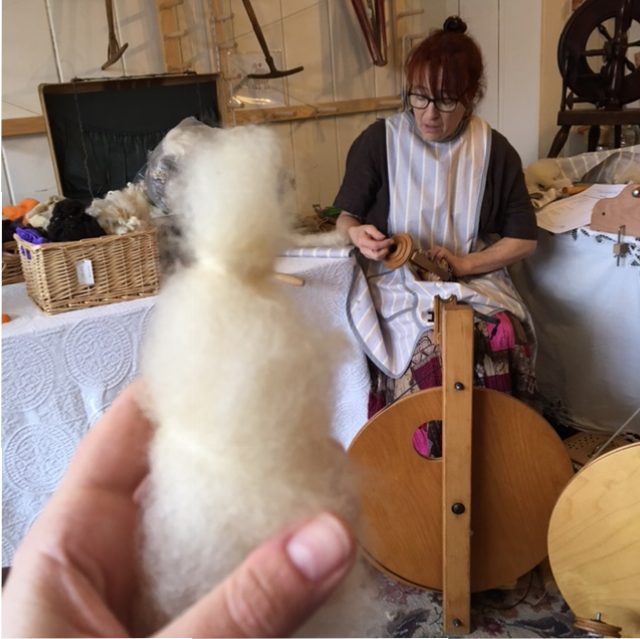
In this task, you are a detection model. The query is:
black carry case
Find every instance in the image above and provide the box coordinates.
[39,73,221,203]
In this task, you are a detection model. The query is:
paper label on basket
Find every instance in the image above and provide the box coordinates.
[76,259,95,286]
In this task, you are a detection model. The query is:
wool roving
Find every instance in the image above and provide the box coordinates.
[136,124,378,637]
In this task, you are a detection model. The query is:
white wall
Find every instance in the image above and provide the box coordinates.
[2,0,560,207]
[445,0,543,167]
[539,0,573,158]
[1,0,168,205]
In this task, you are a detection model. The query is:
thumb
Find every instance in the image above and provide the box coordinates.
[155,513,356,638]
[364,225,387,241]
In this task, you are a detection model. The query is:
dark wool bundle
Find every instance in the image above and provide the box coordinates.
[47,199,106,242]
[3,219,16,243]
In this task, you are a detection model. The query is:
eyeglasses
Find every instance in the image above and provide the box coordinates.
[407,93,458,112]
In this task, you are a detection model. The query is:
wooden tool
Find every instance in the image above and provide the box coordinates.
[273,272,304,286]
[240,0,304,79]
[562,183,590,196]
[349,0,387,66]
[101,0,128,70]
[590,183,640,236]
[383,233,453,281]
[574,614,622,638]
[548,443,640,637]
[348,299,574,634]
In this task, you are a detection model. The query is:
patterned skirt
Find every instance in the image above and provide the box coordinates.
[367,311,537,457]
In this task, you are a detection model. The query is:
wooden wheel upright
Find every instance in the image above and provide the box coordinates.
[347,297,574,636]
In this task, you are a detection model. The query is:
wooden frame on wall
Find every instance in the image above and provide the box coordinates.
[2,117,47,138]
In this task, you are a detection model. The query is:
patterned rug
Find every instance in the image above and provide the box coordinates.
[2,565,588,637]
[370,568,588,638]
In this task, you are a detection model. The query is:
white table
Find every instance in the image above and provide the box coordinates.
[2,252,370,566]
[511,227,640,434]
[2,285,153,566]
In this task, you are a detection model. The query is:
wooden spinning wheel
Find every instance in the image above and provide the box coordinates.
[348,299,574,633]
[560,0,640,107]
[349,388,574,592]
[548,0,640,156]
[548,443,640,638]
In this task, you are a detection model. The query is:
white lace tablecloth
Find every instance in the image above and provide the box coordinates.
[2,287,155,567]
[2,254,370,566]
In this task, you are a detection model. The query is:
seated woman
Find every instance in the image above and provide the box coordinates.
[334,16,538,456]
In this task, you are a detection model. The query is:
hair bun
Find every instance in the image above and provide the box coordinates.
[443,15,467,34]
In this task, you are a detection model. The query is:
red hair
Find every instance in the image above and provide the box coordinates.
[405,21,485,108]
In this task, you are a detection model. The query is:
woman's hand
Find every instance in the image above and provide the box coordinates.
[336,212,393,260]
[349,224,394,260]
[430,237,537,277]
[2,381,357,638]
[429,245,467,277]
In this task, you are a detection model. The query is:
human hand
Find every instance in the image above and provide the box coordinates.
[430,237,536,277]
[2,381,357,638]
[348,224,393,260]
[429,245,467,277]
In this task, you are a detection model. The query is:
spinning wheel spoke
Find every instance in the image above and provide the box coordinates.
[597,22,613,40]
[625,58,636,72]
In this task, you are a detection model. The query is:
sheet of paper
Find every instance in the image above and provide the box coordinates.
[536,184,627,233]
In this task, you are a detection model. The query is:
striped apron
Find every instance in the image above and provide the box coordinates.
[347,112,532,378]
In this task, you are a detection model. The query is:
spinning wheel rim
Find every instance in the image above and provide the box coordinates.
[558,0,640,106]
[548,443,640,637]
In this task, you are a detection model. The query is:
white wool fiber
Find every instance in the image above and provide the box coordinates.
[138,124,379,636]
[162,124,291,274]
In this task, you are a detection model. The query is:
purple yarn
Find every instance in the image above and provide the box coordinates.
[15,227,48,244]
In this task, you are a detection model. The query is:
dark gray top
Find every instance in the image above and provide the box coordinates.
[333,118,537,240]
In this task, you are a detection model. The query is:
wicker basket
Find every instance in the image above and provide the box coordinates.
[2,240,24,285]
[14,228,160,314]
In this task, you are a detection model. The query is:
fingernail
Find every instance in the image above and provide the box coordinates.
[286,513,352,581]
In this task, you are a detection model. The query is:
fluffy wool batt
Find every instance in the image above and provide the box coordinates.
[23,195,62,230]
[86,182,157,235]
[137,124,378,636]
[523,158,572,192]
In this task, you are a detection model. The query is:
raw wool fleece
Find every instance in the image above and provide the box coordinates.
[86,182,157,235]
[523,158,574,209]
[137,124,379,637]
